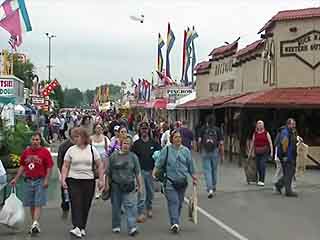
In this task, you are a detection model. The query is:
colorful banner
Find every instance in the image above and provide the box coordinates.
[158,33,165,72]
[166,23,175,79]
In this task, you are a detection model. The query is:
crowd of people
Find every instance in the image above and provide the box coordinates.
[7,110,301,238]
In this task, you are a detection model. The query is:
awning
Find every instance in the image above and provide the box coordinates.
[224,87,320,108]
[0,96,15,104]
[177,94,243,109]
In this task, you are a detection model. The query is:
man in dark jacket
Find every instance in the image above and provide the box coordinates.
[132,122,161,222]
[57,128,74,213]
[275,118,298,197]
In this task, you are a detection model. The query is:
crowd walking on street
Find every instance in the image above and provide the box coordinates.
[3,109,304,238]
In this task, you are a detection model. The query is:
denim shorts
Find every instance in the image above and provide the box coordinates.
[23,178,48,207]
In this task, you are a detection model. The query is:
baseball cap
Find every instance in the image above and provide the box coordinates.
[114,125,120,131]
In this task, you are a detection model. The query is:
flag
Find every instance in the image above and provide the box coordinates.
[158,33,165,72]
[181,30,187,84]
[166,23,175,79]
[184,27,199,86]
[138,79,142,100]
[156,71,173,86]
[8,35,17,50]
[0,0,32,47]
[191,27,199,84]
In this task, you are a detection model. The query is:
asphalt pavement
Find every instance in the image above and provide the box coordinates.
[0,152,319,240]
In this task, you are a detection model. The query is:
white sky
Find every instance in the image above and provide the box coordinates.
[0,0,318,90]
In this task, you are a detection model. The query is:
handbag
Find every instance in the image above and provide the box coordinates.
[168,177,188,190]
[90,145,99,179]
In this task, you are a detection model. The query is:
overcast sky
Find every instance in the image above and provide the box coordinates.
[0,0,318,90]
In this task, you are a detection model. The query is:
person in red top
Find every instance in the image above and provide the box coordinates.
[249,120,273,186]
[11,132,54,235]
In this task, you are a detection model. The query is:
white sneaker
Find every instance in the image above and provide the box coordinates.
[170,224,180,233]
[257,181,265,186]
[80,229,86,236]
[70,227,82,238]
[208,189,214,199]
[112,227,121,233]
[30,221,41,234]
[129,227,138,236]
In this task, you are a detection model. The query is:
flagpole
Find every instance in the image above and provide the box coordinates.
[10,46,14,75]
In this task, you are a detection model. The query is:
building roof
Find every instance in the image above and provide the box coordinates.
[224,87,320,108]
[235,39,265,58]
[194,61,211,75]
[208,41,238,59]
[259,7,320,33]
[177,94,242,109]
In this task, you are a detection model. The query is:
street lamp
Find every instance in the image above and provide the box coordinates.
[45,33,56,82]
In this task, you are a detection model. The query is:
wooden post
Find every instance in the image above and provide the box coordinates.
[228,108,233,162]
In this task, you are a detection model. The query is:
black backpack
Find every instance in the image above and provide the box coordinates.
[203,127,219,152]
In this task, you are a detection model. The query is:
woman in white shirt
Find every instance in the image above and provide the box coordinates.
[91,123,110,199]
[61,127,105,238]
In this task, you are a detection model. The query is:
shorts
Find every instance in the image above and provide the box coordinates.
[23,178,48,207]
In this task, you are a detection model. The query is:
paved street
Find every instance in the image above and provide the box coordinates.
[0,153,319,240]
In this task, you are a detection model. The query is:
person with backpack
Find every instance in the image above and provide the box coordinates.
[105,134,142,236]
[248,120,273,186]
[275,118,298,197]
[152,129,197,234]
[198,117,224,198]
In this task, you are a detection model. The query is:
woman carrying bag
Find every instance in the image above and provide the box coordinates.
[61,127,105,238]
[105,134,142,237]
[153,129,197,234]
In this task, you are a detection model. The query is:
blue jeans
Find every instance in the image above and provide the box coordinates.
[23,178,48,207]
[137,170,154,215]
[255,153,268,182]
[202,149,219,192]
[111,184,137,232]
[165,187,186,226]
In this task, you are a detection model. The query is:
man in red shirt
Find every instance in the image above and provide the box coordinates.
[11,132,54,234]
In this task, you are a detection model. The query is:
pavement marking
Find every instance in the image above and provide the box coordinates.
[184,197,249,240]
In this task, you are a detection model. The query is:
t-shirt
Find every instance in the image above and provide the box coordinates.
[132,138,161,171]
[180,127,194,150]
[20,147,54,178]
[107,151,141,185]
[64,145,100,179]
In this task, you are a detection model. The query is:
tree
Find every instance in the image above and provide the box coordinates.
[108,84,121,101]
[83,89,95,107]
[50,84,64,109]
[13,55,35,89]
[63,88,83,107]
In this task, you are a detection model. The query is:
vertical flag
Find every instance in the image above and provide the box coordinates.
[191,27,199,85]
[181,30,187,84]
[157,33,165,73]
[166,23,175,79]
[184,28,192,86]
[138,79,142,100]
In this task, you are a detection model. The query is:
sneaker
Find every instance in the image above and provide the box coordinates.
[208,189,214,199]
[70,227,82,238]
[170,224,180,234]
[147,210,153,218]
[80,229,86,236]
[257,181,265,187]
[137,214,146,223]
[274,184,282,194]
[129,227,138,237]
[112,227,121,233]
[30,221,41,234]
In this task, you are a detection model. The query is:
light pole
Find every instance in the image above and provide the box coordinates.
[45,33,56,82]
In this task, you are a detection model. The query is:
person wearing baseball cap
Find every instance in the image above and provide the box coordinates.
[132,122,161,222]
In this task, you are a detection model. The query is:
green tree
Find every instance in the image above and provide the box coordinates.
[50,84,64,109]
[109,84,121,101]
[63,88,83,107]
[13,55,35,89]
[83,89,95,107]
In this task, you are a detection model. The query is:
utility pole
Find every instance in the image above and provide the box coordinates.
[45,33,56,82]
